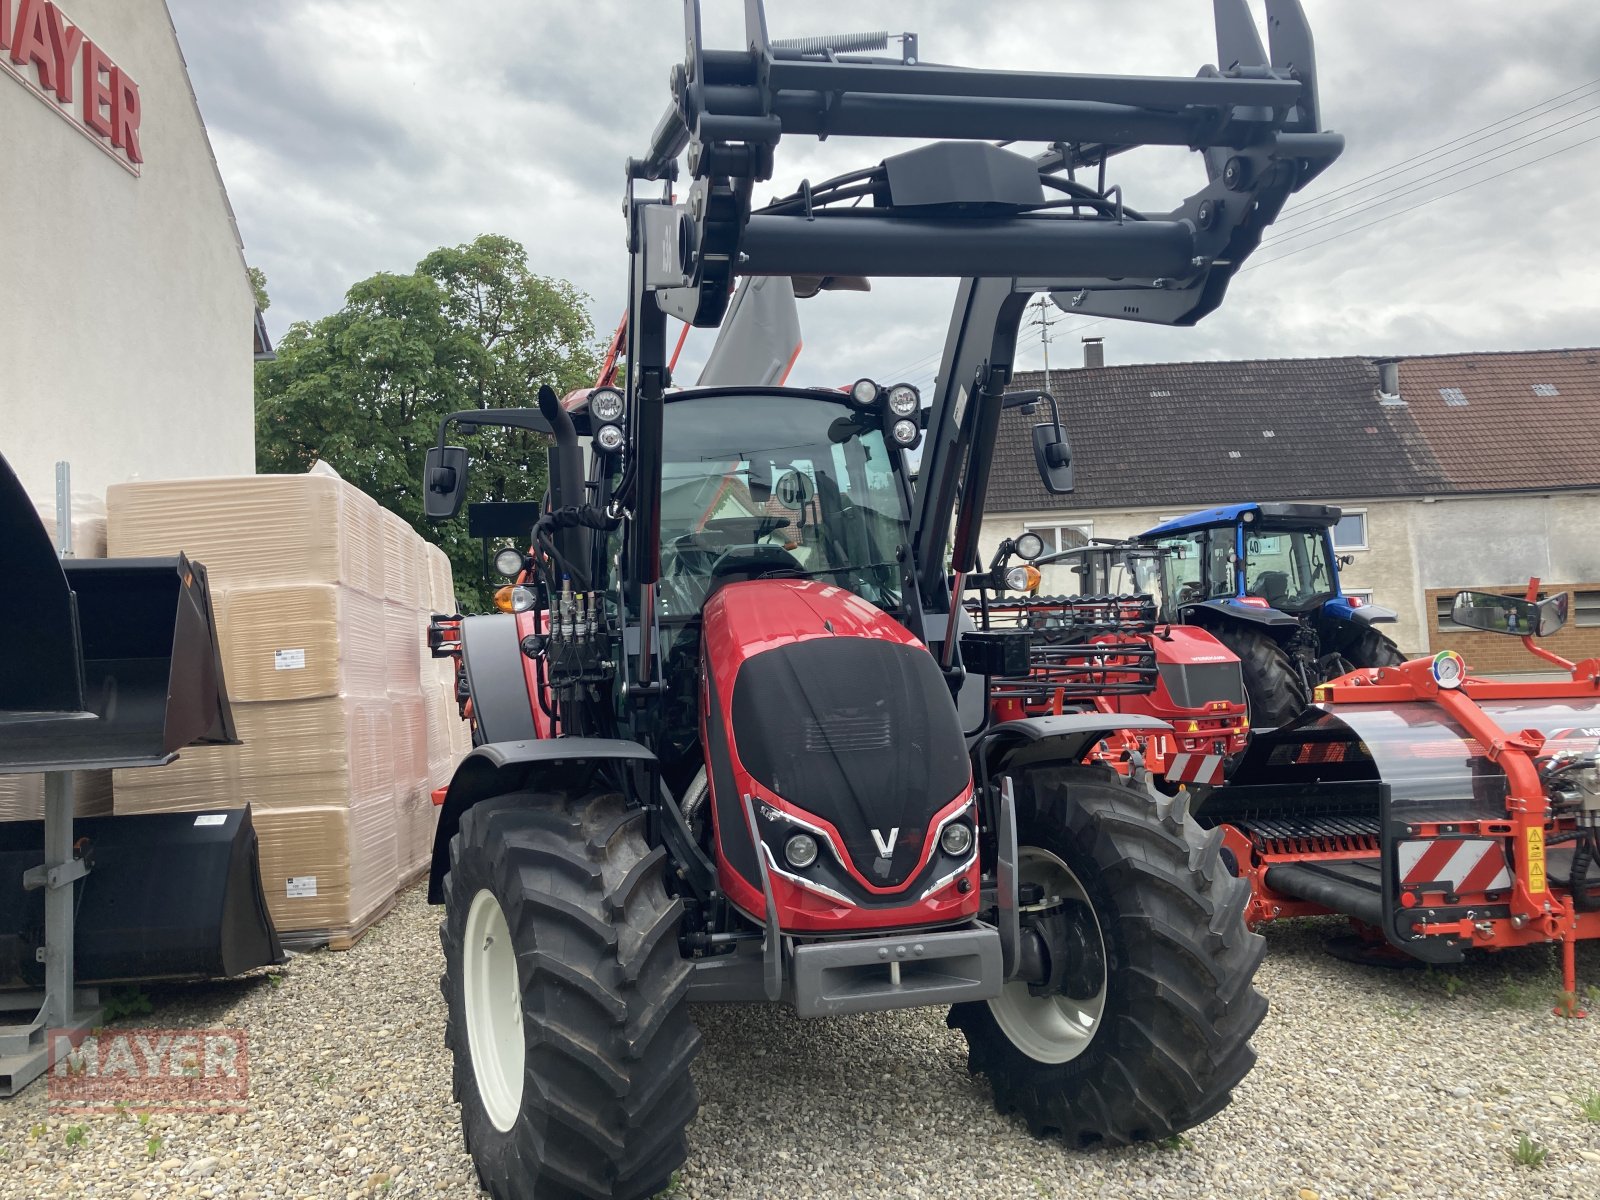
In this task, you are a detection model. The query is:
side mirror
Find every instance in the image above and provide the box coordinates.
[1450,590,1568,638]
[1032,423,1073,495]
[1538,592,1570,636]
[424,445,470,520]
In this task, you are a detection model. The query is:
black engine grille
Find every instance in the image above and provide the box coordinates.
[731,638,969,888]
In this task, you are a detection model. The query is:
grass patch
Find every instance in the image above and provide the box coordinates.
[1576,1089,1600,1123]
[1511,1133,1548,1169]
[100,985,154,1024]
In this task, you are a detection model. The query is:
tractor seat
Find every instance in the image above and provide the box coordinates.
[1251,570,1290,607]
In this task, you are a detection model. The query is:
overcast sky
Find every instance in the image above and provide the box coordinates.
[167,1,1600,393]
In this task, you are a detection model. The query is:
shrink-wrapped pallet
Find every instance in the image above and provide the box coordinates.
[215,586,387,703]
[379,508,426,609]
[113,696,395,815]
[396,775,437,878]
[0,771,115,820]
[383,601,425,694]
[425,543,456,614]
[388,692,429,794]
[107,474,384,593]
[252,797,400,935]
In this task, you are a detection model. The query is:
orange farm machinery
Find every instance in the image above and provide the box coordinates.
[968,537,1250,789]
[1197,582,1600,1012]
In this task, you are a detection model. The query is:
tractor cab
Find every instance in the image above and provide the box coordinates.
[1136,503,1404,728]
[650,386,916,621]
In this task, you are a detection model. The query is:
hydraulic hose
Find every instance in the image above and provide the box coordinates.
[536,385,589,588]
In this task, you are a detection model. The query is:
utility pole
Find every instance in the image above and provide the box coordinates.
[1027,294,1057,394]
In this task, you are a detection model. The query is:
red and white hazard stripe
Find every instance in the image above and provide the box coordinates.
[1398,838,1512,895]
[1166,752,1225,787]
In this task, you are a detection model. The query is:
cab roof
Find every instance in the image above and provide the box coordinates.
[1140,502,1343,539]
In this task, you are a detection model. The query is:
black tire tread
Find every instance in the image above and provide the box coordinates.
[1343,624,1406,669]
[441,791,701,1200]
[1198,620,1308,729]
[949,765,1267,1148]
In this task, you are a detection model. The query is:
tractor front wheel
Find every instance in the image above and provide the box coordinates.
[441,791,701,1200]
[949,765,1266,1148]
[1202,622,1308,730]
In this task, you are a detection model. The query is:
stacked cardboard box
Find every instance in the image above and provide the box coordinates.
[106,471,467,942]
[0,494,112,821]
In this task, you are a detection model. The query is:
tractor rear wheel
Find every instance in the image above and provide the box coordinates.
[440,791,701,1200]
[1202,622,1307,729]
[1342,625,1405,670]
[949,765,1266,1148]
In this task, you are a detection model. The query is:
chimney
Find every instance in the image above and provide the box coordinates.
[1082,337,1105,369]
[1376,359,1401,402]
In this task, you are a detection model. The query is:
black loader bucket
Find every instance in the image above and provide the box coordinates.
[0,809,280,986]
[0,450,281,991]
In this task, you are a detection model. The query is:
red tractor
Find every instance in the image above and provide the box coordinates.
[1197,582,1600,1010]
[420,5,1341,1197]
[970,537,1250,790]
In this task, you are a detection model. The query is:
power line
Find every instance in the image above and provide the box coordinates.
[1261,104,1600,250]
[1243,129,1600,273]
[1277,77,1600,224]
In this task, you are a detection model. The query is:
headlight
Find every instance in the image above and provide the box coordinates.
[494,548,525,578]
[589,387,625,423]
[1014,531,1046,561]
[784,833,819,868]
[1004,564,1041,592]
[940,821,974,857]
[849,378,879,408]
[493,585,536,614]
[886,383,920,417]
[889,417,920,448]
[595,423,625,454]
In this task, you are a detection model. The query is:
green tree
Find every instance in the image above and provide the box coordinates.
[248,265,270,312]
[254,235,599,609]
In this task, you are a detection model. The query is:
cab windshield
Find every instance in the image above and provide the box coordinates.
[657,393,909,617]
[1243,526,1335,611]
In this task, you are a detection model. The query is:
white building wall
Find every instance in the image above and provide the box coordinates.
[0,0,254,504]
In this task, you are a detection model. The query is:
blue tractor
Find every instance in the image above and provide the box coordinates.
[1137,503,1404,728]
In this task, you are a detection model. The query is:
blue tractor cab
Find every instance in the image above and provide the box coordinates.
[1137,503,1403,728]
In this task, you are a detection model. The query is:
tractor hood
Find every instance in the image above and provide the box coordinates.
[699,579,976,930]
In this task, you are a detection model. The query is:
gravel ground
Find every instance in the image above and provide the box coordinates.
[3,883,1597,1200]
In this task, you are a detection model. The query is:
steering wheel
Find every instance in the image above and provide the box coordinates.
[709,543,806,579]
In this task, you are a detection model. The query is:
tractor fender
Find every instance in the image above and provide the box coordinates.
[458,613,539,744]
[973,713,1172,778]
[1323,597,1398,625]
[427,738,658,902]
[1186,598,1301,630]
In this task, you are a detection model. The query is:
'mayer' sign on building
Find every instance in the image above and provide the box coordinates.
[2,0,142,171]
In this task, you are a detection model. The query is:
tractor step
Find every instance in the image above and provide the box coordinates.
[1263,858,1383,927]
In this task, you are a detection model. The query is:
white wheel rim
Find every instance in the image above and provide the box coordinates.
[987,846,1109,1065]
[463,888,525,1132]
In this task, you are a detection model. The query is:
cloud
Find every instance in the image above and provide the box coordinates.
[169,0,1600,384]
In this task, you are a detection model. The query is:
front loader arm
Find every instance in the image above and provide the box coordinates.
[616,0,1343,682]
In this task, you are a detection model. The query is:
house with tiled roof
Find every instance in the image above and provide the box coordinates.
[980,345,1600,666]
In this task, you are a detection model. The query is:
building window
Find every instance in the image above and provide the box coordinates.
[1532,383,1560,397]
[1576,590,1600,628]
[1439,387,1468,406]
[1024,524,1092,554]
[1346,589,1374,606]
[1331,511,1367,550]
